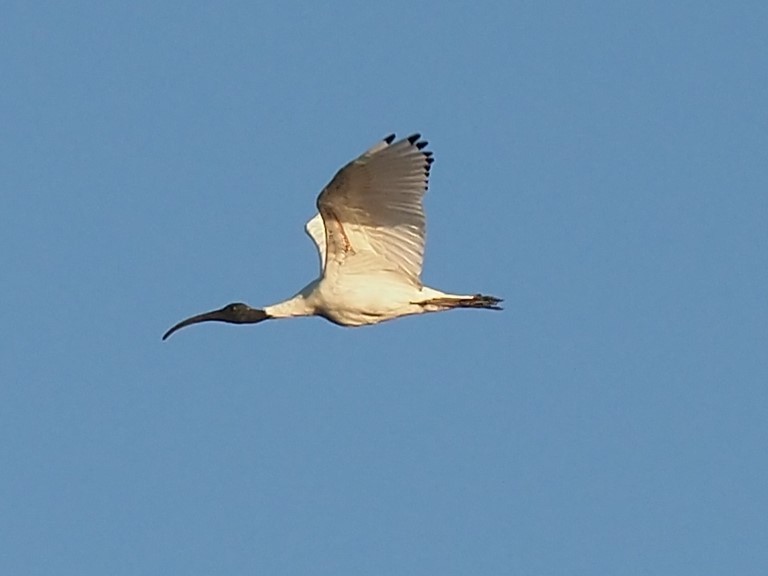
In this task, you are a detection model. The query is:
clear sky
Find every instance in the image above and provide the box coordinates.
[2,1,767,574]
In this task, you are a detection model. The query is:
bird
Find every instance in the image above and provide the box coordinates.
[163,133,502,340]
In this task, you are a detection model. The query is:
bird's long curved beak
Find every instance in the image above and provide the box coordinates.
[162,308,231,340]
[162,304,270,340]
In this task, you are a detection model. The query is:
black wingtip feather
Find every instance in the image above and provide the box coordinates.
[416,140,429,150]
[407,133,421,145]
[384,133,396,144]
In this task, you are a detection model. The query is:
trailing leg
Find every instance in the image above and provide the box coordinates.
[416,293,503,312]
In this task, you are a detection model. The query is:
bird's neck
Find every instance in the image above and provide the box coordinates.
[264,293,314,319]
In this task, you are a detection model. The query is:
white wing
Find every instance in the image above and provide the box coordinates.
[304,212,326,273]
[316,133,433,286]
[304,134,398,273]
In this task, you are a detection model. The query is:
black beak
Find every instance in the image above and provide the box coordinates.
[162,304,269,340]
[162,308,230,340]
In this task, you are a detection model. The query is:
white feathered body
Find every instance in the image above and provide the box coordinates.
[267,275,455,327]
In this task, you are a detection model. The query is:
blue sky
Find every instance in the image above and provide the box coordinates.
[2,1,767,574]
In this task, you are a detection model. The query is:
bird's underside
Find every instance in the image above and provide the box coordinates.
[162,133,501,340]
[332,293,504,327]
[305,278,503,327]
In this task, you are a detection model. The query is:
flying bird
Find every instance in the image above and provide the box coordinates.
[163,133,501,340]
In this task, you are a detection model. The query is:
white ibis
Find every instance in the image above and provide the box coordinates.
[163,134,502,340]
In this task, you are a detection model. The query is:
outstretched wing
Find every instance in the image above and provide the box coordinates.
[316,133,433,286]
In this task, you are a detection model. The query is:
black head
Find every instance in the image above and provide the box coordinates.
[162,302,270,340]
